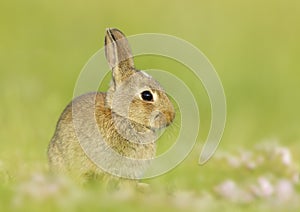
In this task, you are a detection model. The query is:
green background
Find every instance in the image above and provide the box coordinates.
[1,0,299,211]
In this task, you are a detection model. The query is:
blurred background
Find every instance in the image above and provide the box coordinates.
[0,0,299,211]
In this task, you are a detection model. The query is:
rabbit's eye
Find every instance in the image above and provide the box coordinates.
[141,90,153,102]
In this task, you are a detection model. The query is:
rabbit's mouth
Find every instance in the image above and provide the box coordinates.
[111,110,174,142]
[123,116,165,133]
[149,110,175,131]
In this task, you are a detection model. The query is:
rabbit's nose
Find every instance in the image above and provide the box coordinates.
[167,110,175,124]
[160,109,175,126]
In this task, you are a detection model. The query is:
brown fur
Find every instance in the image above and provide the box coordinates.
[47,28,175,184]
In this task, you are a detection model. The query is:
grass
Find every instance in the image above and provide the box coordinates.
[0,142,299,211]
[1,0,300,211]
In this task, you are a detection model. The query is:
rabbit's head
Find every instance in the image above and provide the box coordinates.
[104,28,175,142]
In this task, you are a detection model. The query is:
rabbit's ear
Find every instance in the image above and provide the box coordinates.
[105,28,136,86]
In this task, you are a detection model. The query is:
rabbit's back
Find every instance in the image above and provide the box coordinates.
[48,92,106,178]
[48,92,156,180]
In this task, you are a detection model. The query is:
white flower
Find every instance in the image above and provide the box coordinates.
[214,180,253,203]
[226,155,241,168]
[275,147,292,166]
[275,179,295,202]
[251,177,274,198]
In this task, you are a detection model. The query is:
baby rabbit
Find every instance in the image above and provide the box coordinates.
[48,28,175,184]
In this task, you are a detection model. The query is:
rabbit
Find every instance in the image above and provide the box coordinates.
[47,28,175,185]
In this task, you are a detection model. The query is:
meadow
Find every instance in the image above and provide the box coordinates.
[0,0,299,211]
